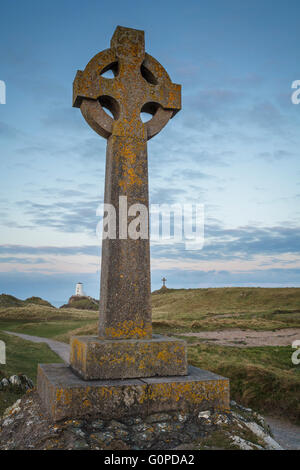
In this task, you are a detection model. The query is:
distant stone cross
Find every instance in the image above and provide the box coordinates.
[162,277,167,288]
[73,26,181,340]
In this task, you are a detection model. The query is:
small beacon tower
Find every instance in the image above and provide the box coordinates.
[75,282,84,296]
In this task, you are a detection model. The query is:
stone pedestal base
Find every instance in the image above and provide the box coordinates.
[70,334,187,380]
[37,363,230,422]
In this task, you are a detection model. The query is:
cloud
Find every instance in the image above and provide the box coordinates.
[0,257,47,264]
[150,187,187,204]
[12,196,103,233]
[150,222,300,261]
[258,149,294,161]
[172,169,214,180]
[0,245,99,256]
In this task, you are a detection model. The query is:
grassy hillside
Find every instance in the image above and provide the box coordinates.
[0,287,299,337]
[0,294,54,308]
[60,295,99,311]
[23,296,53,308]
[0,303,97,322]
[151,287,300,332]
[0,294,23,308]
[0,303,98,339]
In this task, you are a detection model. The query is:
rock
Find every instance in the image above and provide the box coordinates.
[132,422,153,434]
[20,375,34,390]
[0,374,34,391]
[9,375,22,387]
[73,439,89,450]
[122,416,142,426]
[106,420,127,431]
[214,413,229,425]
[146,413,172,424]
[153,422,169,433]
[0,378,9,389]
[72,428,86,438]
[234,403,253,413]
[91,419,105,430]
[177,412,188,423]
[243,422,283,450]
[253,411,267,428]
[198,410,211,419]
[3,399,22,419]
[0,391,284,451]
[230,435,263,450]
[106,421,129,441]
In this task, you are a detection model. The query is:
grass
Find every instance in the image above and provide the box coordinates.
[61,296,99,311]
[0,293,54,308]
[0,320,95,339]
[0,331,63,416]
[187,340,300,424]
[54,322,98,343]
[0,303,98,322]
[151,287,300,332]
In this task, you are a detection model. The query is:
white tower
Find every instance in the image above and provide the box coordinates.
[75,282,84,296]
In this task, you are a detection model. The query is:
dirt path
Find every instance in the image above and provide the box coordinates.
[179,328,300,347]
[265,416,300,450]
[4,331,70,363]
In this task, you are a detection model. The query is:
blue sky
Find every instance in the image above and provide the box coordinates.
[0,0,300,305]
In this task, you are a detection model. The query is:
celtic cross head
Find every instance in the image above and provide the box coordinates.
[73,26,181,141]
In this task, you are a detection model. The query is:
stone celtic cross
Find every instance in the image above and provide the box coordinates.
[73,26,181,340]
[37,27,229,421]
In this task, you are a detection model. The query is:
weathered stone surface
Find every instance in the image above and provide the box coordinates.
[0,392,280,450]
[37,364,147,422]
[98,135,152,340]
[73,26,181,340]
[143,366,230,416]
[37,363,229,422]
[70,334,187,380]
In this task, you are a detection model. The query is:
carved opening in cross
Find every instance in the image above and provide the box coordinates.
[73,26,181,142]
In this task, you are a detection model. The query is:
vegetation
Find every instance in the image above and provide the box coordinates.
[0,293,54,308]
[60,295,99,311]
[23,296,54,308]
[186,340,300,424]
[151,287,300,332]
[0,303,98,323]
[0,294,23,308]
[0,331,62,416]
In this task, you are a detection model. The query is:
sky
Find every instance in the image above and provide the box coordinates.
[0,0,300,306]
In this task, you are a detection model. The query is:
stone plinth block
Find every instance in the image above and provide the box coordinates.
[37,363,230,422]
[70,334,187,380]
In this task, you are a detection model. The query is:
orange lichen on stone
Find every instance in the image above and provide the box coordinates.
[105,320,151,339]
